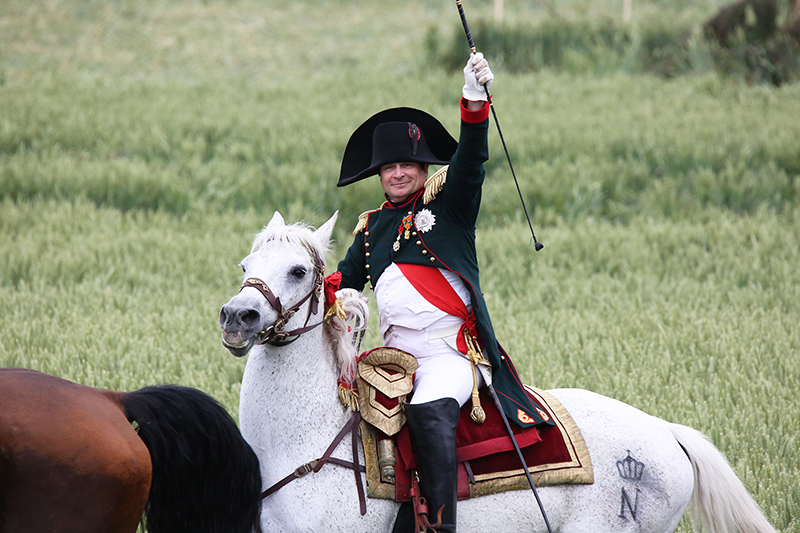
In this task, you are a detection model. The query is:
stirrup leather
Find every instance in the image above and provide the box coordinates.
[410,471,444,533]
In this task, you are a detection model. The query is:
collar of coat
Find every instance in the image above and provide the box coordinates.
[352,166,448,235]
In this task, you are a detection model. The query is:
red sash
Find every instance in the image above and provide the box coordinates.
[395,263,480,356]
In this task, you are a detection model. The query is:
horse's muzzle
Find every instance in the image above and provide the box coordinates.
[219,303,263,357]
[221,331,255,358]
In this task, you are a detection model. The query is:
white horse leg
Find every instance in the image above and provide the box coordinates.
[668,424,776,533]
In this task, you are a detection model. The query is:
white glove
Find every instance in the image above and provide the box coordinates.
[462,52,494,101]
[335,288,362,302]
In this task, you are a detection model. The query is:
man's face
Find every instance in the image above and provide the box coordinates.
[379,162,428,204]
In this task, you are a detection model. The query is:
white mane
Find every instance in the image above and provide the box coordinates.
[326,289,369,387]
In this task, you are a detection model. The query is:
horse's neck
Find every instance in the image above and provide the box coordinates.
[239,328,351,483]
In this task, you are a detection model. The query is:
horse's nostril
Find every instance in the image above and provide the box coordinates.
[240,309,260,328]
[219,306,231,328]
[220,305,260,330]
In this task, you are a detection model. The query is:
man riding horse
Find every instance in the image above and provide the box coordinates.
[335,53,552,532]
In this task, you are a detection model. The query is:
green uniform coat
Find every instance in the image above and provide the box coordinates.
[337,107,551,429]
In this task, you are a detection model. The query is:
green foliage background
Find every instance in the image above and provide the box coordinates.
[1,0,798,530]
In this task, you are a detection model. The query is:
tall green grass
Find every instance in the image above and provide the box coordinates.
[1,0,799,530]
[2,198,797,531]
[3,72,799,223]
[426,2,800,83]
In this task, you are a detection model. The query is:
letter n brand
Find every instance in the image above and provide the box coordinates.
[618,487,641,521]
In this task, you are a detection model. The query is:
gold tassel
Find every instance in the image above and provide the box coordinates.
[339,385,359,411]
[470,361,486,424]
[324,298,347,322]
[464,330,489,424]
[423,166,448,204]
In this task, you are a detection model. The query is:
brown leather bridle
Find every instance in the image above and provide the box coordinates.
[239,248,325,346]
[253,412,367,533]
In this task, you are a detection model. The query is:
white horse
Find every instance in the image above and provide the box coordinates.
[219,211,776,533]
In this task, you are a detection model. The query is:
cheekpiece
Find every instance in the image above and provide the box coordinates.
[338,107,458,187]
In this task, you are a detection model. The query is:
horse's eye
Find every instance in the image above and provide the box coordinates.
[291,267,307,279]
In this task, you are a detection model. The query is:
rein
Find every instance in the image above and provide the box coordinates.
[243,243,369,524]
[260,412,367,515]
[240,246,325,346]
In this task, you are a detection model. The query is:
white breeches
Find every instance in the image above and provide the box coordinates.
[375,263,484,407]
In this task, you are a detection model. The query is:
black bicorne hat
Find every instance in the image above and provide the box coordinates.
[338,107,458,187]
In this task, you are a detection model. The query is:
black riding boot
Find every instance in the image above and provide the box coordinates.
[392,397,460,533]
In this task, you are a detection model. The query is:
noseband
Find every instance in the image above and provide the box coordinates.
[240,250,325,346]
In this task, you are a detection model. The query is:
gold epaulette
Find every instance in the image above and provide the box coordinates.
[353,210,373,235]
[423,165,448,204]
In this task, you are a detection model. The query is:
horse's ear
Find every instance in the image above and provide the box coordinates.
[251,212,287,252]
[266,211,285,230]
[314,211,338,249]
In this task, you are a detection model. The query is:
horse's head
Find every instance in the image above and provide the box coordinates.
[219,211,337,357]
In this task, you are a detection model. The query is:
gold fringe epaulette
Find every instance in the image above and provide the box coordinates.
[423,165,448,204]
[352,210,372,235]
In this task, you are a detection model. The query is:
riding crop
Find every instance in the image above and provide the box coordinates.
[455,0,544,252]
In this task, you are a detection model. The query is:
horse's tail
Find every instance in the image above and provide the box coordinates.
[121,386,262,533]
[668,423,775,533]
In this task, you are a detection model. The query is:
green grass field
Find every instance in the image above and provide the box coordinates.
[1,0,799,531]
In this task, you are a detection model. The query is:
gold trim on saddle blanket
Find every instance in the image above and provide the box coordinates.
[361,385,593,500]
[356,347,418,437]
[470,386,594,496]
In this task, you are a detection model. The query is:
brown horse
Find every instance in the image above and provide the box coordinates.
[0,368,261,533]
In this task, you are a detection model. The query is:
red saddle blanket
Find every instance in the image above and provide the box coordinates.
[362,386,593,501]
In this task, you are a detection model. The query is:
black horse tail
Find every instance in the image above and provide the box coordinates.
[122,385,262,533]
